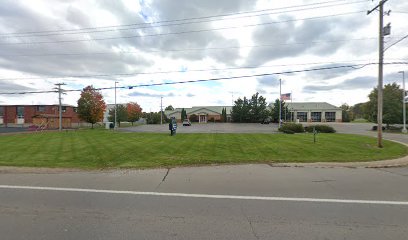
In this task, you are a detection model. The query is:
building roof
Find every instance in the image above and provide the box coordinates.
[285,102,341,110]
[165,106,233,115]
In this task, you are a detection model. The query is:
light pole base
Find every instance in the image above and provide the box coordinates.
[402,128,407,134]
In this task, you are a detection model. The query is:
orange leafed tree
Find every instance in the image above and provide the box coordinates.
[77,85,106,128]
[127,102,142,125]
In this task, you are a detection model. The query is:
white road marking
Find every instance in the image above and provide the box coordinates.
[0,185,407,205]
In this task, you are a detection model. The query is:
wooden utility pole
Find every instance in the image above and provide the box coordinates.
[367,0,388,148]
[55,83,66,131]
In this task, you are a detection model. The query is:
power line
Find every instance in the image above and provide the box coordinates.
[1,1,368,39]
[0,0,364,37]
[1,59,406,81]
[0,11,365,45]
[384,33,408,52]
[1,62,407,95]
[1,37,383,58]
[0,57,392,81]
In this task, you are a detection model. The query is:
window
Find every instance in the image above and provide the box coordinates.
[0,106,4,117]
[325,112,336,122]
[311,112,322,122]
[59,106,67,113]
[36,106,46,112]
[73,107,78,113]
[17,106,24,118]
[297,112,307,122]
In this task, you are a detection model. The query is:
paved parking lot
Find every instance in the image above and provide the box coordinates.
[121,122,407,144]
[121,123,280,133]
[0,127,29,134]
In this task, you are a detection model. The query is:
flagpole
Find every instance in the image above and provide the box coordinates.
[279,79,282,128]
[291,91,293,122]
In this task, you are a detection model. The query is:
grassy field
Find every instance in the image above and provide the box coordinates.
[0,130,407,169]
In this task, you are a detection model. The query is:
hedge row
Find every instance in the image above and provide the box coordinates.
[279,123,336,134]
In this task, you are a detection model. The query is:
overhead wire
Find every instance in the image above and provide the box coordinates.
[0,58,392,81]
[1,62,407,95]
[0,0,365,37]
[0,11,366,45]
[1,37,382,58]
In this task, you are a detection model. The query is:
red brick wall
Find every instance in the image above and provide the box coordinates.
[0,105,81,124]
[4,106,17,124]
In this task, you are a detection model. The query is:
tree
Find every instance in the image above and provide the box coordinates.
[351,103,365,120]
[221,107,227,122]
[363,83,408,126]
[231,93,269,123]
[341,103,352,122]
[231,97,250,122]
[165,105,174,111]
[181,108,187,120]
[143,112,168,124]
[249,92,269,122]
[269,99,288,123]
[108,104,127,127]
[77,85,106,128]
[127,102,142,125]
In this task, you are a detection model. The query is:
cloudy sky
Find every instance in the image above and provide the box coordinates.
[0,0,407,111]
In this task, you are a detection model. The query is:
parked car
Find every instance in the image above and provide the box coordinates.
[261,117,271,124]
[182,119,191,126]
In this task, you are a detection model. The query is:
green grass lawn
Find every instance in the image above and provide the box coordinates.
[0,130,407,169]
[351,118,370,123]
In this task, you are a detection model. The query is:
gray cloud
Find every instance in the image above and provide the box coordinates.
[0,81,33,92]
[0,1,153,81]
[303,76,376,93]
[128,91,178,98]
[304,63,356,80]
[257,75,280,87]
[245,14,366,66]
[186,93,195,97]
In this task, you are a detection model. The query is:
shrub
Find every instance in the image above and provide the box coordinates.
[305,125,336,133]
[278,123,304,133]
[281,129,295,134]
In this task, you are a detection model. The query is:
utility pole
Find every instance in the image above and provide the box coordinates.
[160,96,163,125]
[399,71,407,133]
[279,79,282,128]
[367,0,388,148]
[114,81,118,130]
[229,91,235,106]
[55,83,66,131]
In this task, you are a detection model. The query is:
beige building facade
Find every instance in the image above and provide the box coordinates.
[286,102,342,123]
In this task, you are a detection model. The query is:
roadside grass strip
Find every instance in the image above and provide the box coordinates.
[0,130,407,169]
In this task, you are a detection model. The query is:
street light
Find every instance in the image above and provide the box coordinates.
[399,71,407,133]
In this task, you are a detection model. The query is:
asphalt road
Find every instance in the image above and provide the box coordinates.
[1,165,408,239]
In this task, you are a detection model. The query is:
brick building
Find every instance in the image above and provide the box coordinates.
[0,105,82,129]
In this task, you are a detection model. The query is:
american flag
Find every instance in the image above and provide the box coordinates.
[281,93,291,101]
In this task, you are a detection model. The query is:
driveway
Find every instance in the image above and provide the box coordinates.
[314,123,408,144]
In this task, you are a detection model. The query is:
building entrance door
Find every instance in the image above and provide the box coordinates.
[199,115,207,123]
